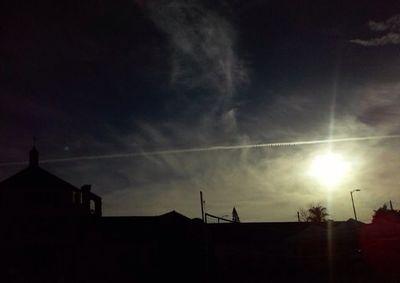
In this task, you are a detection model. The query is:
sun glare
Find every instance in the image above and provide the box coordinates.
[309,152,350,187]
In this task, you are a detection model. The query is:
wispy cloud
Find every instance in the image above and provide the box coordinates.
[141,0,247,98]
[350,32,400,47]
[356,83,400,130]
[351,14,400,46]
[136,0,249,142]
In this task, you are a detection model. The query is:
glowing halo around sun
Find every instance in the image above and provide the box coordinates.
[309,152,350,187]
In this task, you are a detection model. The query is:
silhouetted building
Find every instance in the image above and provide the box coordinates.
[0,147,102,218]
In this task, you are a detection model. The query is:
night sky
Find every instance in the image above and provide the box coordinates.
[1,0,400,222]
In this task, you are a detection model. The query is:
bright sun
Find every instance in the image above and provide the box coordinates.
[309,152,350,187]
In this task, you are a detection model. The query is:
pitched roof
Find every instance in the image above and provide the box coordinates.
[0,165,80,192]
[158,210,191,224]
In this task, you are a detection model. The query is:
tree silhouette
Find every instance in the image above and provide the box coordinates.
[299,204,329,222]
[232,207,240,223]
[372,203,400,223]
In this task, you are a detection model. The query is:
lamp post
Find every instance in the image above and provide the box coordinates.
[350,189,361,221]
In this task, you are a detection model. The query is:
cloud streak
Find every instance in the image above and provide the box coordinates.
[351,14,400,46]
[2,134,400,167]
[350,32,400,47]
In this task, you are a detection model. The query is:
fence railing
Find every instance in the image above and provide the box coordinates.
[204,212,235,224]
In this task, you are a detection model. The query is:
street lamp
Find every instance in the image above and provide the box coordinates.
[350,189,361,221]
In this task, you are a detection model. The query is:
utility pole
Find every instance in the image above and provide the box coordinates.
[390,200,394,210]
[297,211,300,222]
[200,191,205,222]
[350,189,360,221]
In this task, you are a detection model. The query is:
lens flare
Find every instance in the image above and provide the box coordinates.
[309,152,350,187]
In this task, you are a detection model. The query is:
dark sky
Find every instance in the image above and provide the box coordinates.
[1,0,400,222]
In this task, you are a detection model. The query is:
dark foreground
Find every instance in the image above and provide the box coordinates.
[0,212,399,283]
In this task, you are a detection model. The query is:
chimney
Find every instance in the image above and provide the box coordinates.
[81,184,91,212]
[29,147,39,167]
[93,197,102,217]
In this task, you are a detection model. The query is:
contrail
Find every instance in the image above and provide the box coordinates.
[1,134,400,167]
